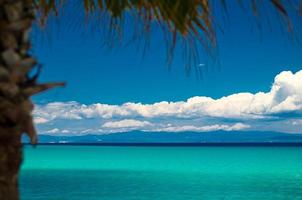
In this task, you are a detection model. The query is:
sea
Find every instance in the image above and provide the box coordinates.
[20,145,302,200]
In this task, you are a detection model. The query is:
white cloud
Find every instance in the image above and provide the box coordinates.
[33,70,302,134]
[34,102,83,122]
[45,128,60,134]
[291,119,302,126]
[154,123,250,132]
[61,129,70,133]
[34,117,49,124]
[39,122,249,135]
[102,119,152,129]
[35,70,302,121]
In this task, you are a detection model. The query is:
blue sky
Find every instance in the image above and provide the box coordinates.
[31,2,302,136]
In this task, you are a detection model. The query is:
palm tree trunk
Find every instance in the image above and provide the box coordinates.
[0,138,22,199]
[0,1,35,199]
[0,1,63,198]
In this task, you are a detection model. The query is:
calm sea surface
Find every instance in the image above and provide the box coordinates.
[20,145,302,200]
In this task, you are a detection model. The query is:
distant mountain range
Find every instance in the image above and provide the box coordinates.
[22,131,302,144]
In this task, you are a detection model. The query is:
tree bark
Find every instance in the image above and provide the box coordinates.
[0,1,63,198]
[0,1,36,199]
[0,138,22,200]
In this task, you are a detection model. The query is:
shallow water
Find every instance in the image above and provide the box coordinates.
[20,145,302,200]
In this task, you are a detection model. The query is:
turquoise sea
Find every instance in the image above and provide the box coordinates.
[20,145,302,200]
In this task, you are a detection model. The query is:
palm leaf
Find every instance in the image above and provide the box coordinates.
[33,0,300,68]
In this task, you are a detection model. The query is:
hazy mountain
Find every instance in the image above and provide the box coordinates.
[22,131,302,144]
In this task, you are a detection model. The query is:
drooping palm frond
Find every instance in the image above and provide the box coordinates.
[33,0,301,66]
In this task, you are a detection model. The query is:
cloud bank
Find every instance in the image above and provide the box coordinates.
[102,119,152,129]
[34,70,302,135]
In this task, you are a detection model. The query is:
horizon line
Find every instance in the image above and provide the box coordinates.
[23,142,302,147]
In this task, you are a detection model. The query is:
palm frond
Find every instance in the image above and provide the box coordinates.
[33,0,300,69]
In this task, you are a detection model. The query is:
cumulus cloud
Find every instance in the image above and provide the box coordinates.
[291,119,302,126]
[33,70,302,134]
[34,102,83,122]
[34,117,49,124]
[154,123,250,132]
[61,129,70,134]
[102,119,152,129]
[44,128,70,135]
[45,128,60,134]
[35,70,302,121]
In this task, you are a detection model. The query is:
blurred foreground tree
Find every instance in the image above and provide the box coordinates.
[0,0,301,199]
